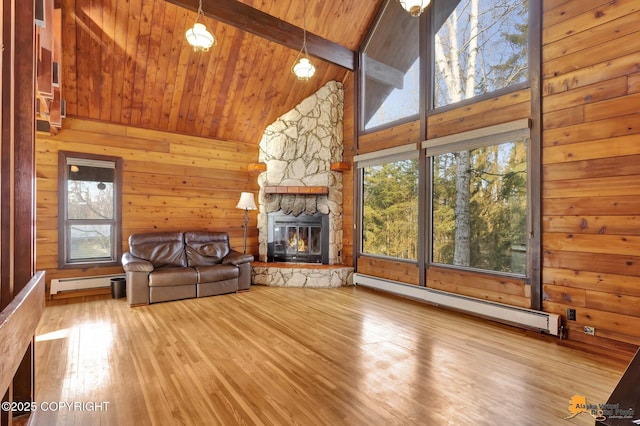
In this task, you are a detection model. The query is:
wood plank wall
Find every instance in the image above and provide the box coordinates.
[541,0,640,352]
[427,88,531,139]
[35,118,259,291]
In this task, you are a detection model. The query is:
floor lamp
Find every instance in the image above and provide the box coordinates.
[236,192,257,254]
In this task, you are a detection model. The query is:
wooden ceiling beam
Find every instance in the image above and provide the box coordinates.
[165,0,356,71]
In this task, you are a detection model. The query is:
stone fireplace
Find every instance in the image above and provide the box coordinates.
[257,81,345,265]
[252,81,353,287]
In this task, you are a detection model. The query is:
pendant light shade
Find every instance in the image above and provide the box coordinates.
[292,0,315,81]
[398,0,431,17]
[186,23,215,52]
[292,57,316,81]
[186,0,215,52]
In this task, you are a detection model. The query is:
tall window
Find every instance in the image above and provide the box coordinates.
[361,157,419,260]
[58,152,122,268]
[361,1,420,131]
[433,0,528,108]
[356,0,535,279]
[431,137,527,274]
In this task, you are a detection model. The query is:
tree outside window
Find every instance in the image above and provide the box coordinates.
[59,152,122,268]
[432,140,527,274]
[362,158,419,260]
[434,0,528,108]
[430,0,529,275]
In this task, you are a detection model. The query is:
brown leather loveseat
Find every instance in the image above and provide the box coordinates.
[121,231,253,306]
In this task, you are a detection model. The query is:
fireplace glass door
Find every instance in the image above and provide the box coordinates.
[267,212,329,264]
[275,224,321,258]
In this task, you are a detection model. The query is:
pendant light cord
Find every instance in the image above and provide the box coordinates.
[302,0,308,55]
[196,0,203,23]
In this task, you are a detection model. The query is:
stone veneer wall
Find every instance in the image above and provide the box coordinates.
[257,81,345,265]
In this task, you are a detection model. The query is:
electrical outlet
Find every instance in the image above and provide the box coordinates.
[567,308,576,321]
[584,326,596,336]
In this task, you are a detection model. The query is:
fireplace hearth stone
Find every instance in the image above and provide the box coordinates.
[251,262,353,288]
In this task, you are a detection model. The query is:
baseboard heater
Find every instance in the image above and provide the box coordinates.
[353,273,560,336]
[50,274,125,295]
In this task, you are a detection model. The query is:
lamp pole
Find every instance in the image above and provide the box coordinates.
[242,208,249,254]
[236,192,257,254]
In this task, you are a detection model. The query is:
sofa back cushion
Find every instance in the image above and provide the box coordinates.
[184,231,230,266]
[128,232,187,268]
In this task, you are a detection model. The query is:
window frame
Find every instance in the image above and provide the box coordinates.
[424,121,531,277]
[358,0,422,134]
[57,151,123,269]
[429,0,531,112]
[355,145,420,262]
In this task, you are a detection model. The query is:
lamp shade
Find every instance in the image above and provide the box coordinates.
[236,192,257,210]
[292,57,316,81]
[398,0,431,16]
[185,23,215,52]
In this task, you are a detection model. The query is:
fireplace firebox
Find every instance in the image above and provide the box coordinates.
[267,212,329,264]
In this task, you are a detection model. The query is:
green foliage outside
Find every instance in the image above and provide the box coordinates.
[362,159,419,260]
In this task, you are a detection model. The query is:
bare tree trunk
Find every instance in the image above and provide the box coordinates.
[453,0,478,266]
[434,0,480,266]
[465,0,479,100]
[453,150,471,266]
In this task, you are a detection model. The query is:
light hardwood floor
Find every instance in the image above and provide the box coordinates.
[31,285,629,425]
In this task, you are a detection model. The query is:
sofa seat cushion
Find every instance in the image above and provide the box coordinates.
[149,267,198,287]
[195,264,238,283]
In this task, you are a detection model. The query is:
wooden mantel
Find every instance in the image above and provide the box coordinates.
[264,186,329,195]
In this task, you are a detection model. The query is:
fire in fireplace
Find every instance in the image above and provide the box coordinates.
[267,212,329,264]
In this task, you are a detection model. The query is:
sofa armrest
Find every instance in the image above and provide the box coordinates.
[122,252,154,272]
[122,252,152,306]
[222,250,254,266]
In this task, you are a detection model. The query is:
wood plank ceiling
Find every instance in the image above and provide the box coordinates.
[60,0,383,144]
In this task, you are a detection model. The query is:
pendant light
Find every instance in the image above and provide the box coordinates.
[398,0,431,17]
[185,0,215,52]
[291,0,315,81]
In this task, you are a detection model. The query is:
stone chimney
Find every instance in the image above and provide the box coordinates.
[257,81,344,264]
